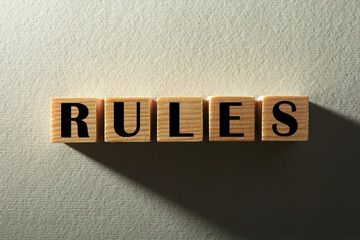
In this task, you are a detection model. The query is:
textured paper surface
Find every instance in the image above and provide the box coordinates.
[1,1,360,239]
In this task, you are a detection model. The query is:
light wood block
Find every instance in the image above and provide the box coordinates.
[209,96,255,141]
[259,96,309,141]
[51,98,104,143]
[105,97,152,142]
[157,97,203,142]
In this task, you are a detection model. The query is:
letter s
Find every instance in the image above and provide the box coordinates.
[272,101,298,136]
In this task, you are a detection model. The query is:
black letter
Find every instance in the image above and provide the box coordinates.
[114,102,141,137]
[272,101,298,136]
[61,103,89,137]
[219,102,244,137]
[169,102,193,137]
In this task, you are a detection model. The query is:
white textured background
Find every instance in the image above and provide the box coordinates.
[1,1,360,239]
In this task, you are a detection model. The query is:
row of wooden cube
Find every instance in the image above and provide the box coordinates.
[51,96,309,142]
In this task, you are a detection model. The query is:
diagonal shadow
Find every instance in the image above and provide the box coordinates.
[67,102,360,239]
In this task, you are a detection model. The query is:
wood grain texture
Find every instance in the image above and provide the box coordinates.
[105,97,152,142]
[259,96,309,141]
[209,96,255,141]
[51,98,103,143]
[157,97,203,142]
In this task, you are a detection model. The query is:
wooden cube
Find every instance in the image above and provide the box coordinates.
[105,97,152,142]
[259,96,309,141]
[209,96,255,141]
[51,98,104,143]
[157,97,203,142]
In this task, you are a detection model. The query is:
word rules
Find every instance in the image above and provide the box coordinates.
[51,96,309,142]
